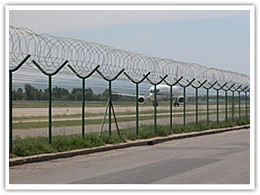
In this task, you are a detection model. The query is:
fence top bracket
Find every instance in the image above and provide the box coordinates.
[190,79,207,89]
[213,82,228,90]
[161,76,183,86]
[124,72,150,84]
[32,60,68,76]
[96,68,125,82]
[9,55,31,73]
[68,65,100,79]
[201,81,218,90]
[146,74,168,85]
[179,78,196,88]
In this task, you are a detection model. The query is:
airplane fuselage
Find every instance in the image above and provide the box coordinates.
[148,84,181,102]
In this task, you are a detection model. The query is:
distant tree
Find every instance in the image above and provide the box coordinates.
[12,85,137,102]
[101,89,109,101]
[52,86,70,100]
[52,86,62,99]
[24,84,34,100]
[85,88,94,100]
[74,91,82,101]
[16,88,24,100]
[71,88,82,95]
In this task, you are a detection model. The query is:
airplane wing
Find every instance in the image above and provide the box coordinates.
[113,92,145,98]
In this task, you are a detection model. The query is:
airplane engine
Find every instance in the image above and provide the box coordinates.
[138,96,146,104]
[177,96,184,104]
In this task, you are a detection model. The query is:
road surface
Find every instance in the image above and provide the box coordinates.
[9,128,250,184]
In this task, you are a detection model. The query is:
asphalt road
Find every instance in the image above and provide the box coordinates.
[9,128,250,184]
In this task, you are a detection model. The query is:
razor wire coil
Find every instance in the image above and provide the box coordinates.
[9,26,249,87]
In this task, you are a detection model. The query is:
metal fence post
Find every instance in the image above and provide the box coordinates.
[201,81,217,126]
[216,89,219,123]
[223,84,236,123]
[9,55,31,153]
[191,80,207,125]
[96,68,125,136]
[225,90,228,122]
[9,71,13,153]
[213,82,227,124]
[245,91,248,120]
[179,79,195,126]
[206,88,209,124]
[238,91,241,119]
[146,75,168,133]
[162,76,183,129]
[124,72,150,136]
[108,80,112,136]
[32,59,68,144]
[82,78,85,138]
[48,75,52,144]
[154,84,157,133]
[246,88,250,120]
[170,86,173,128]
[136,83,139,135]
[183,87,186,126]
[195,88,198,124]
[228,84,242,123]
[239,86,248,119]
[231,91,234,122]
[68,64,100,139]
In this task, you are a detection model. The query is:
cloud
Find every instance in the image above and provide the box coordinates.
[9,10,249,33]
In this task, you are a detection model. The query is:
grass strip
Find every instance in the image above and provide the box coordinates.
[10,118,249,158]
[13,101,230,108]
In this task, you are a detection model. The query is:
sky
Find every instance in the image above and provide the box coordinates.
[9,10,250,76]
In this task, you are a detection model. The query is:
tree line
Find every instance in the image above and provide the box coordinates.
[12,84,135,102]
[12,84,247,102]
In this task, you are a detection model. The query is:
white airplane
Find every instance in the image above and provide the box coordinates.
[116,84,184,107]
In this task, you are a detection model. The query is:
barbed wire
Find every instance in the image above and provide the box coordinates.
[9,25,250,86]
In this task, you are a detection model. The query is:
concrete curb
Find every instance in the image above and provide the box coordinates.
[9,124,250,167]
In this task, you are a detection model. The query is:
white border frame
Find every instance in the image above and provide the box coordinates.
[5,4,255,191]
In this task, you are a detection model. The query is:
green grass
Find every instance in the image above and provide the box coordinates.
[12,132,125,157]
[13,101,139,108]
[10,118,250,158]
[12,110,245,130]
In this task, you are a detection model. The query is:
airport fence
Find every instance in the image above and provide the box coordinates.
[9,54,250,153]
[9,26,250,153]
